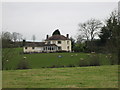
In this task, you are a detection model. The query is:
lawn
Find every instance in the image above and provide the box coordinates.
[3,48,111,70]
[2,65,118,88]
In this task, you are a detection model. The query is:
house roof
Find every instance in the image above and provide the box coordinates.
[45,35,70,41]
[24,42,57,47]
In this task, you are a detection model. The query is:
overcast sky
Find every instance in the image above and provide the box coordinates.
[2,2,118,41]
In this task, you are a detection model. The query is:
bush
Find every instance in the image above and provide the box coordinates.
[108,54,118,65]
[78,54,101,67]
[16,57,31,69]
[88,54,100,66]
[78,58,90,67]
[67,64,75,67]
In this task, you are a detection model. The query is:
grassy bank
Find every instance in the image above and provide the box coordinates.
[3,48,112,69]
[2,65,118,88]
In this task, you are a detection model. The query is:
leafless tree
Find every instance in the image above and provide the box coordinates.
[78,19,103,41]
[1,31,12,48]
[1,31,15,70]
[78,23,89,41]
[87,19,103,41]
[17,33,23,41]
[1,31,12,40]
[32,35,36,42]
[12,32,18,42]
[78,19,103,52]
[76,35,85,44]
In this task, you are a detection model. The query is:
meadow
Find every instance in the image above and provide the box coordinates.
[3,48,112,70]
[2,65,118,88]
[2,48,118,88]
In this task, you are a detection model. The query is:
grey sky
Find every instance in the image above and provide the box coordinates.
[2,2,118,41]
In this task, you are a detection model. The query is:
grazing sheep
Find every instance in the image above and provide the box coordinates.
[109,55,112,58]
[80,58,84,60]
[58,55,62,58]
[23,57,27,59]
[87,54,90,56]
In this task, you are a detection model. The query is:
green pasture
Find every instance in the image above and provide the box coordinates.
[3,48,112,69]
[2,65,118,88]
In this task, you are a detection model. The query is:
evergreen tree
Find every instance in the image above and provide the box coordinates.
[99,11,120,64]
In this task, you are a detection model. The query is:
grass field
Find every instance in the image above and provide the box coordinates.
[2,65,118,88]
[3,48,112,69]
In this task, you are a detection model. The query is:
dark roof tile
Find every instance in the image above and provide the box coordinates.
[24,42,57,47]
[45,35,69,40]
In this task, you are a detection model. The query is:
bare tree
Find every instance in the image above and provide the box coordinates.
[76,35,85,44]
[32,35,36,42]
[78,19,103,52]
[87,19,103,41]
[17,33,23,42]
[78,23,89,41]
[1,31,12,48]
[1,31,12,40]
[1,31,15,70]
[12,32,18,42]
[78,19,103,41]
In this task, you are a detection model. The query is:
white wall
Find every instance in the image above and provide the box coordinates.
[45,40,71,51]
[23,47,43,53]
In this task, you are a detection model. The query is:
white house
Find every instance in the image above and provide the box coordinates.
[23,30,71,53]
[45,34,71,52]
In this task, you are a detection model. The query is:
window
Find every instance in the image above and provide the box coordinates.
[58,46,61,50]
[32,47,35,49]
[67,46,69,50]
[58,41,61,44]
[48,41,50,44]
[52,41,55,44]
[49,47,51,50]
[44,47,45,50]
[67,41,69,44]
[51,47,54,50]
[25,47,27,49]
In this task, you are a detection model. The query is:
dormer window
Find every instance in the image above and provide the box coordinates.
[32,47,35,49]
[58,41,61,44]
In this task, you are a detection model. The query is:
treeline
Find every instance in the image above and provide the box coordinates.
[1,10,120,70]
[0,31,25,48]
[71,11,120,64]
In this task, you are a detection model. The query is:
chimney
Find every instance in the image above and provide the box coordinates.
[46,35,49,39]
[66,34,69,38]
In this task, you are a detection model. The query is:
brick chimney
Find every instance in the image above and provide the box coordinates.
[46,35,49,39]
[66,34,69,38]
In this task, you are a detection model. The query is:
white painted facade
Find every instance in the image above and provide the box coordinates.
[45,40,71,51]
[23,47,43,53]
[23,45,58,53]
[23,33,72,53]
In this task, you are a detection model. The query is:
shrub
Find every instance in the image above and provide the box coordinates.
[78,59,90,67]
[78,54,101,67]
[67,64,75,67]
[108,54,118,65]
[16,57,30,69]
[88,54,100,66]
